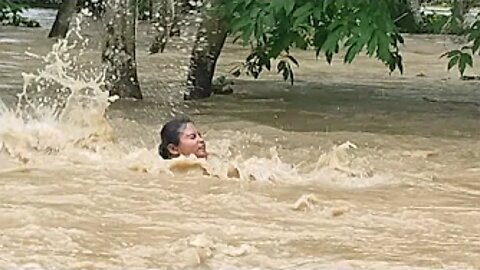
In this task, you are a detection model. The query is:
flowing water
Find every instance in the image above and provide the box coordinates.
[0,10,479,270]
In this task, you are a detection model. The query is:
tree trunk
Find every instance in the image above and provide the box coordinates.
[149,0,177,54]
[184,8,227,100]
[102,0,142,99]
[48,0,78,38]
[452,0,466,28]
[407,0,423,26]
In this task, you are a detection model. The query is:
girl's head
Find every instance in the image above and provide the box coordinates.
[158,116,207,159]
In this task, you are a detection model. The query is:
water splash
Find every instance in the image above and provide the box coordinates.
[314,141,372,178]
[0,12,116,163]
[116,136,388,188]
[0,11,385,188]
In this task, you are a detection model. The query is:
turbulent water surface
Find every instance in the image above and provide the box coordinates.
[0,10,479,270]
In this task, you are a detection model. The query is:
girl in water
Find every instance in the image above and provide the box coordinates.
[158,116,239,178]
[158,116,207,159]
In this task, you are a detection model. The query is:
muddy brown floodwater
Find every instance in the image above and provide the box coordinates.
[0,10,479,270]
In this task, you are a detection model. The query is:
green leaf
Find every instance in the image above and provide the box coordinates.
[376,33,392,62]
[458,59,467,75]
[344,35,355,47]
[396,33,404,44]
[447,55,459,70]
[271,0,284,13]
[277,60,286,73]
[292,2,314,19]
[358,21,374,44]
[451,52,474,76]
[294,33,309,50]
[259,52,271,71]
[231,16,252,33]
[263,13,276,29]
[462,52,473,67]
[344,42,363,63]
[323,0,333,13]
[284,0,295,15]
[397,54,403,74]
[269,32,292,58]
[440,50,461,59]
[286,55,299,67]
[232,69,242,77]
[367,31,378,56]
[264,60,271,71]
[322,27,343,54]
[292,3,314,29]
[232,35,242,44]
[468,23,480,54]
[471,37,480,55]
[313,27,328,57]
[282,65,289,80]
[250,7,262,19]
[325,51,333,64]
[326,20,344,32]
[313,7,323,20]
[240,26,254,43]
[289,65,294,85]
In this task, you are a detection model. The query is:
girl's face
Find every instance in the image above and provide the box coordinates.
[168,123,207,158]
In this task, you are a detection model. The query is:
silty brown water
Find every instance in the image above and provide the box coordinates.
[0,10,479,270]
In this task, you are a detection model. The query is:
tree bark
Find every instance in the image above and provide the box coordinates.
[184,8,227,100]
[149,0,178,54]
[102,0,142,99]
[48,0,78,38]
[407,0,423,27]
[452,0,466,28]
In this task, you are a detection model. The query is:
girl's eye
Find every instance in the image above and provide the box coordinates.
[190,134,196,139]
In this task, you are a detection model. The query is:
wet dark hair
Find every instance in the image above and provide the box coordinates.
[158,116,193,159]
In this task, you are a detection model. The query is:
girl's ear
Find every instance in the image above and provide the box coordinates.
[167,143,179,156]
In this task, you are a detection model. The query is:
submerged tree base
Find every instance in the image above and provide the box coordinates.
[102,0,143,100]
[184,89,209,100]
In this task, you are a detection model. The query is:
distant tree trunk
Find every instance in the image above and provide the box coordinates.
[407,0,423,26]
[443,0,467,33]
[452,0,466,26]
[149,0,178,54]
[48,0,78,38]
[148,0,153,20]
[184,8,227,100]
[102,0,142,99]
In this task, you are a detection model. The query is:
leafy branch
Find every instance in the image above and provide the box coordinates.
[442,20,480,77]
[216,0,405,84]
[229,51,299,85]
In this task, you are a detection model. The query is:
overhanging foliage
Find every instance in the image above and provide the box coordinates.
[215,0,405,83]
